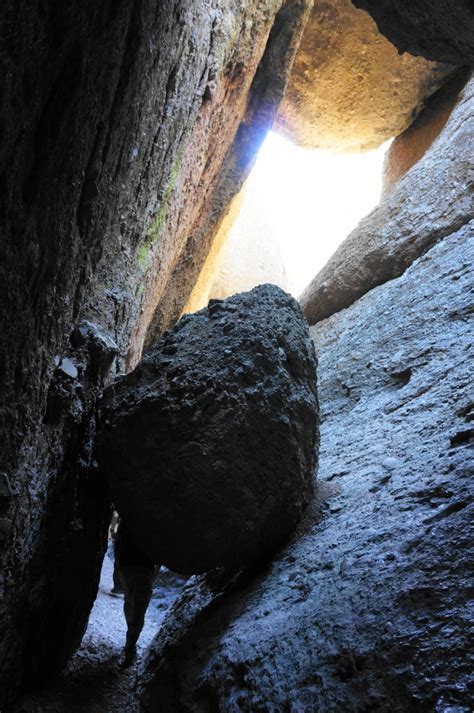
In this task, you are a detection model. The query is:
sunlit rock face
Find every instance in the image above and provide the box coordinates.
[96,285,319,574]
[300,73,473,325]
[275,0,456,152]
[139,224,473,713]
[352,0,474,67]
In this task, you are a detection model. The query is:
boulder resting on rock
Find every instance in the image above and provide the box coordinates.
[96,284,319,574]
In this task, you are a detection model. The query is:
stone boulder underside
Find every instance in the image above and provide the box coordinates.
[139,222,474,712]
[275,0,456,152]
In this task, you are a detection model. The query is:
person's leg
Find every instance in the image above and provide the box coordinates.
[122,566,154,665]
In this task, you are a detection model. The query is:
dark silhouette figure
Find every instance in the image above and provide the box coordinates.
[114,520,156,665]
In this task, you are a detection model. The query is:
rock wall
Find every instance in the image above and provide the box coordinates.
[276,0,456,152]
[139,217,474,713]
[139,1,312,356]
[300,72,473,325]
[0,1,311,706]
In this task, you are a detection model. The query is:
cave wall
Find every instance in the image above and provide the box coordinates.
[0,1,311,706]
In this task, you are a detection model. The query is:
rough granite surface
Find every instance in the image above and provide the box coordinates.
[139,224,474,711]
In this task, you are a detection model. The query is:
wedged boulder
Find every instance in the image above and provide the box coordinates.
[352,0,474,67]
[96,284,319,574]
[300,73,473,325]
[139,224,473,711]
[275,0,455,152]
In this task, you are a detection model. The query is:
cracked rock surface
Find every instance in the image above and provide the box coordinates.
[97,284,319,574]
[138,225,473,711]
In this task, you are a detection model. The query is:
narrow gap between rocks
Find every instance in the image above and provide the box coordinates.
[200,130,392,305]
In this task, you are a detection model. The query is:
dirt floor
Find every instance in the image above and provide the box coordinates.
[17,546,186,713]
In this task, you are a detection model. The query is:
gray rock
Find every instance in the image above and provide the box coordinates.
[139,225,473,711]
[300,74,473,325]
[97,284,319,574]
[352,0,474,67]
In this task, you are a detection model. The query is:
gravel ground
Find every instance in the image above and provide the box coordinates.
[17,545,186,713]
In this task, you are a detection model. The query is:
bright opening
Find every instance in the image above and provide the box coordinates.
[207,131,391,301]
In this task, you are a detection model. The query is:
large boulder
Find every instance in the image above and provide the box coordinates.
[275,0,455,152]
[352,0,474,67]
[300,72,473,325]
[139,222,473,712]
[96,285,319,574]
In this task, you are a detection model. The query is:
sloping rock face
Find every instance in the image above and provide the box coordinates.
[300,73,473,325]
[0,1,311,706]
[353,0,474,67]
[97,285,319,574]
[275,0,455,152]
[139,225,473,712]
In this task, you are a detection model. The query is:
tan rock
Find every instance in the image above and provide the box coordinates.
[183,187,246,315]
[382,69,469,195]
[275,0,456,152]
[183,177,292,314]
[300,73,473,324]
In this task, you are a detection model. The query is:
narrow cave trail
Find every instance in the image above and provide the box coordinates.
[17,550,186,713]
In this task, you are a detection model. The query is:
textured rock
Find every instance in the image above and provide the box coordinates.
[300,73,473,325]
[352,0,474,67]
[136,0,312,357]
[382,69,469,195]
[183,188,247,316]
[139,224,474,712]
[0,1,311,705]
[97,285,318,574]
[275,0,455,152]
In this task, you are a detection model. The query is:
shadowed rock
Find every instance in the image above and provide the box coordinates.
[352,0,474,67]
[96,284,319,574]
